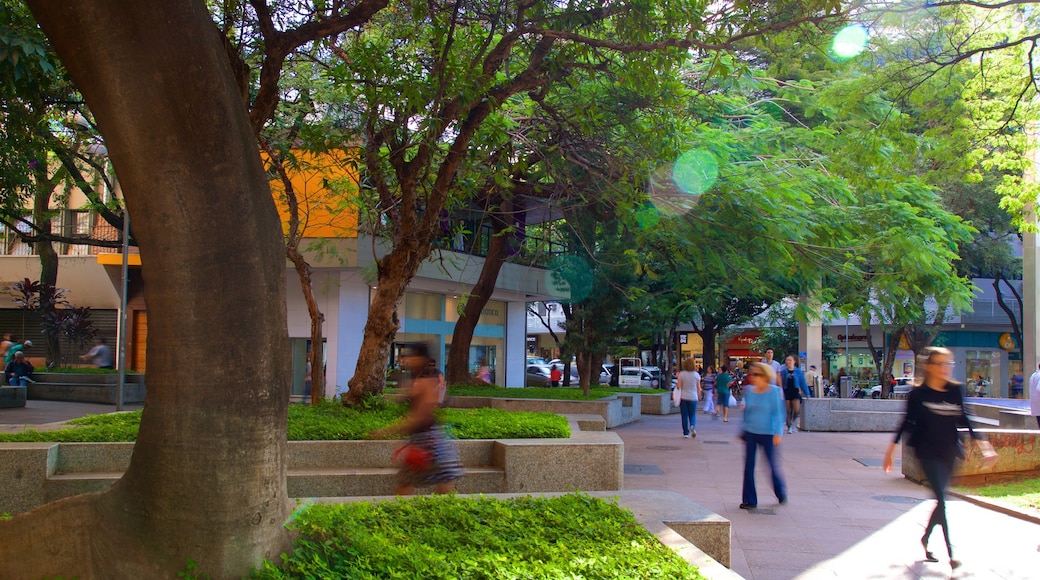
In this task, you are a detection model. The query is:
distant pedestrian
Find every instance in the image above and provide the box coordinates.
[779,355,810,433]
[739,361,786,509]
[5,351,34,386]
[0,333,13,361]
[550,366,562,388]
[4,340,31,365]
[716,365,733,422]
[80,337,113,369]
[676,358,700,438]
[805,365,822,398]
[702,366,717,416]
[761,348,783,387]
[883,346,996,569]
[1030,363,1040,430]
[425,359,446,404]
[475,359,491,384]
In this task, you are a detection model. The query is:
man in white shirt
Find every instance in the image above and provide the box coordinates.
[1029,363,1040,430]
[762,348,784,387]
[805,365,822,398]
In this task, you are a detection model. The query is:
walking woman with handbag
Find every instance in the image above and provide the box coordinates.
[882,346,996,569]
[370,341,462,495]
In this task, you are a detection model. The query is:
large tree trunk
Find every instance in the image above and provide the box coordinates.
[32,166,62,367]
[445,202,511,385]
[1,2,294,578]
[345,242,427,402]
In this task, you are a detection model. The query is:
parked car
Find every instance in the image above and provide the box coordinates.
[548,359,580,382]
[527,356,550,366]
[599,364,614,385]
[618,367,659,389]
[526,364,552,387]
[870,376,914,399]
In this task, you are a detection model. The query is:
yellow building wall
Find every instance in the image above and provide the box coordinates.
[265,150,360,239]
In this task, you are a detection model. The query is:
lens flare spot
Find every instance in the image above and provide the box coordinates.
[634,203,661,229]
[672,149,719,197]
[832,24,869,60]
[544,255,593,303]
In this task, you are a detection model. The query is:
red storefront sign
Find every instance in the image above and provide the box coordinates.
[723,330,761,357]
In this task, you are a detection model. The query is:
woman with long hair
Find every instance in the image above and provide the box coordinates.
[739,361,786,509]
[779,355,810,433]
[676,358,701,438]
[883,346,996,569]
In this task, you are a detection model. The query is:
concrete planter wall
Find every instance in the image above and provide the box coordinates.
[0,428,623,516]
[632,391,678,415]
[900,429,1040,485]
[0,386,26,408]
[26,372,146,405]
[444,394,641,428]
[800,398,907,432]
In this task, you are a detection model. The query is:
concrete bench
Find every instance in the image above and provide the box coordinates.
[0,386,26,408]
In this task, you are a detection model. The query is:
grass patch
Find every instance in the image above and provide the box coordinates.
[0,399,569,443]
[956,475,1040,514]
[252,493,704,580]
[36,367,140,374]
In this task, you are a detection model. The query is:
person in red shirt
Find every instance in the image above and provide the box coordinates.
[550,366,563,387]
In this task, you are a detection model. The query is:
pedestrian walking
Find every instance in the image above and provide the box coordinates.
[676,358,700,438]
[1030,363,1040,430]
[738,361,786,509]
[702,366,717,416]
[716,365,733,422]
[369,341,462,495]
[882,346,996,569]
[80,337,113,369]
[779,355,810,433]
[4,340,31,365]
[761,348,783,387]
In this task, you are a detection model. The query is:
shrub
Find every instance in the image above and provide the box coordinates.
[448,385,622,400]
[251,493,704,579]
[0,399,569,442]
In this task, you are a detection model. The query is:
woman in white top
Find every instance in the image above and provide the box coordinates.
[676,358,701,438]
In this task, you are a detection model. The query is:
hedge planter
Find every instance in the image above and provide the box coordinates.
[27,372,146,405]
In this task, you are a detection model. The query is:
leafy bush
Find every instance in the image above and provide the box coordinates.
[251,493,704,580]
[0,399,569,442]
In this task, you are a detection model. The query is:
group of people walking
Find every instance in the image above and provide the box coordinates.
[682,345,997,570]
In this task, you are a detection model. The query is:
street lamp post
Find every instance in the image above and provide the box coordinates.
[116,210,129,411]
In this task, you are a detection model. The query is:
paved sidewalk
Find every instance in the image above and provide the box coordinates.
[617,411,1040,579]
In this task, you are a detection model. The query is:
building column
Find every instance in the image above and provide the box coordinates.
[798,294,824,376]
[334,274,373,396]
[506,301,528,388]
[1024,126,1040,379]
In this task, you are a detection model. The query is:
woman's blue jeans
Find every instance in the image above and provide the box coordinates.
[742,432,786,506]
[679,399,698,435]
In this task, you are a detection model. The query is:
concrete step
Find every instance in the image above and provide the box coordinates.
[45,466,507,498]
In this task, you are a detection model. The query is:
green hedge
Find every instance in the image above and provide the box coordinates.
[447,385,628,400]
[251,493,703,580]
[0,399,570,442]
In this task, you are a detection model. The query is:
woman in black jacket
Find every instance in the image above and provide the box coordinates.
[882,346,995,569]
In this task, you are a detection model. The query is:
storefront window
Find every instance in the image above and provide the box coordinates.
[964,350,999,397]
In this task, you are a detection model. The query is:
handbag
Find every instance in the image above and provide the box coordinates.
[671,386,681,406]
[392,443,433,471]
[728,394,737,407]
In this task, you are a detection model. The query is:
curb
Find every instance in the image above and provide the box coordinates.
[948,488,1040,526]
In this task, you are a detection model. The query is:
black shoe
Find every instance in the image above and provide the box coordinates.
[922,535,938,562]
[778,497,787,505]
[739,503,756,509]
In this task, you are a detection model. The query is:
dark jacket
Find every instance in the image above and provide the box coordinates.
[5,359,33,380]
[893,381,981,463]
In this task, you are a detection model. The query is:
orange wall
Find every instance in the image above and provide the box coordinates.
[265,150,360,239]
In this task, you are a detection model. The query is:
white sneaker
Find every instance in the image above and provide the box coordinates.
[683,434,690,438]
[787,426,793,434]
